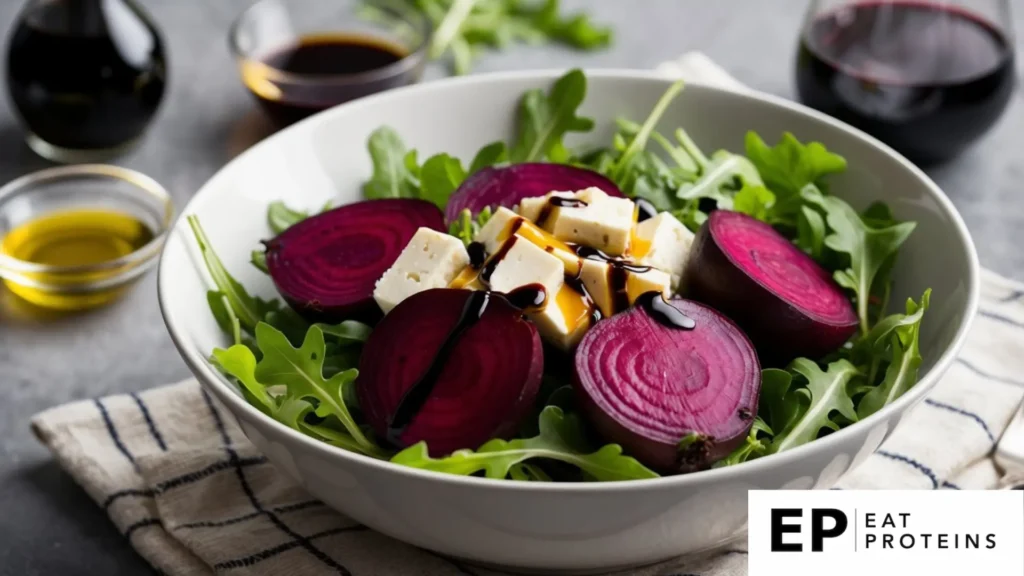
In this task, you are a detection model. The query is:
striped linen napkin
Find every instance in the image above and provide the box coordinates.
[30,54,1024,576]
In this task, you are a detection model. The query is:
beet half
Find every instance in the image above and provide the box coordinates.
[574,296,760,473]
[265,199,444,323]
[357,288,543,455]
[681,210,858,365]
[443,163,624,223]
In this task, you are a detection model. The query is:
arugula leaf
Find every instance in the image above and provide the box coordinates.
[317,320,372,344]
[796,205,826,260]
[188,216,281,333]
[514,0,612,49]
[676,150,762,205]
[448,206,493,246]
[267,201,308,235]
[808,192,917,334]
[609,80,684,184]
[745,131,847,197]
[857,291,930,418]
[212,343,369,455]
[214,322,382,456]
[745,132,847,224]
[732,184,776,221]
[392,406,658,480]
[212,344,278,415]
[419,153,467,208]
[468,141,507,174]
[509,69,593,163]
[429,0,479,60]
[206,291,236,340]
[265,200,333,235]
[250,250,269,274]
[363,127,420,199]
[379,0,611,74]
[768,359,860,455]
[759,368,799,437]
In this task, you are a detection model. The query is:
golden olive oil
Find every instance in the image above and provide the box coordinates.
[0,209,153,310]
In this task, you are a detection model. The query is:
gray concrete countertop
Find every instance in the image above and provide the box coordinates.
[0,1,1021,574]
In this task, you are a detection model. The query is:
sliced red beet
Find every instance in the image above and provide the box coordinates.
[357,288,543,455]
[574,295,760,473]
[681,210,858,365]
[444,163,624,223]
[265,199,444,323]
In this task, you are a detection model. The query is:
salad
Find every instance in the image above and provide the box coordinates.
[190,69,930,481]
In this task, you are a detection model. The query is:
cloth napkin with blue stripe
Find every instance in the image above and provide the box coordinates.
[30,54,1024,576]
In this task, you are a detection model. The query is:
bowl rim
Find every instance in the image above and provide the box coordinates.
[159,68,980,493]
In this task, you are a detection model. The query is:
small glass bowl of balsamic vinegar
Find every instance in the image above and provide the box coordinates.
[229,0,432,127]
[0,165,173,312]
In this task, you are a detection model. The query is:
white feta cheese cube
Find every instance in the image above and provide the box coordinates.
[579,258,672,318]
[632,212,695,291]
[484,236,564,301]
[531,284,592,350]
[473,207,520,254]
[543,187,635,256]
[517,191,575,223]
[373,228,470,314]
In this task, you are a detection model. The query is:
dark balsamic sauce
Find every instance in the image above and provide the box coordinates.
[536,196,588,229]
[636,291,696,330]
[384,286,546,444]
[244,33,413,126]
[563,272,603,325]
[575,246,653,315]
[504,283,548,312]
[480,236,518,285]
[467,241,487,269]
[635,198,658,223]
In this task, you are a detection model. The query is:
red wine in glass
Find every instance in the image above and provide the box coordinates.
[795,1,1016,165]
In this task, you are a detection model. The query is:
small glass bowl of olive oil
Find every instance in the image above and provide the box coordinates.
[0,165,173,311]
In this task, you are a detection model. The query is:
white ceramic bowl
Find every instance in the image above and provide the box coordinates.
[158,70,979,572]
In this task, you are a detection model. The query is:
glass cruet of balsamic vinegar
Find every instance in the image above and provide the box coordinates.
[5,0,168,162]
[794,0,1016,166]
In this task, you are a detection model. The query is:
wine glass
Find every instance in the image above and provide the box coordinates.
[794,0,1016,165]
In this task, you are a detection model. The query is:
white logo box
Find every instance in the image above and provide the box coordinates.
[749,490,1024,575]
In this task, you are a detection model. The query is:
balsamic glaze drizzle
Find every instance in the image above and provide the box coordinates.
[635,198,658,223]
[563,272,603,324]
[536,196,588,229]
[384,286,546,445]
[504,283,547,312]
[574,245,653,315]
[636,291,696,330]
[480,236,518,284]
[467,241,487,269]
[387,290,492,444]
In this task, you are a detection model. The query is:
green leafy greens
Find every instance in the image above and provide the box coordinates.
[393,406,657,480]
[361,0,612,75]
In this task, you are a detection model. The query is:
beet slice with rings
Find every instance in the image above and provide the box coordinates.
[265,199,445,323]
[681,210,858,365]
[443,163,624,223]
[357,288,543,455]
[574,294,760,473]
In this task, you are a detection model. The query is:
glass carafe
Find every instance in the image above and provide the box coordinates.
[5,0,168,162]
